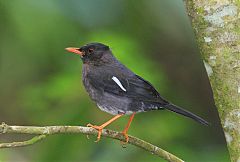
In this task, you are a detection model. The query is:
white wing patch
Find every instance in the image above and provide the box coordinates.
[112,76,127,92]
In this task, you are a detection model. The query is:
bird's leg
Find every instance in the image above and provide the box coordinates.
[122,112,136,143]
[87,114,123,142]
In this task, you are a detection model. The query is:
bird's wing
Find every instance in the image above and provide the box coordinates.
[88,72,167,103]
[125,75,161,99]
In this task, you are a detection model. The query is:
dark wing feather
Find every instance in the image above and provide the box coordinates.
[88,72,167,104]
[132,75,161,98]
[127,75,168,104]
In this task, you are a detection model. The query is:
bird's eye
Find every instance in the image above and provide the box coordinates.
[88,48,94,53]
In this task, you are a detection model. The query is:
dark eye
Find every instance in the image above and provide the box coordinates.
[88,48,94,53]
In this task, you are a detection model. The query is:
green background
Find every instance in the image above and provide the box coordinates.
[0,0,230,161]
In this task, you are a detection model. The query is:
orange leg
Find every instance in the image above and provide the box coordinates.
[87,114,123,142]
[122,112,136,143]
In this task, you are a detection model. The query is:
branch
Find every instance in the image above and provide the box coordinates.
[0,134,47,148]
[0,122,184,162]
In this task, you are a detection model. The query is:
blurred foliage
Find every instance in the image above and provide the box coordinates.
[0,0,230,162]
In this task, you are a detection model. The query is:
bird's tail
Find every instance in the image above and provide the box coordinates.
[164,103,209,126]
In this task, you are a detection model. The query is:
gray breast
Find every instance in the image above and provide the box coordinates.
[82,64,101,102]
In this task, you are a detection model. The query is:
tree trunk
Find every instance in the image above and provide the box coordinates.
[184,0,240,161]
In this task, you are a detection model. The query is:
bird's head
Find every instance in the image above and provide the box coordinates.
[65,42,111,64]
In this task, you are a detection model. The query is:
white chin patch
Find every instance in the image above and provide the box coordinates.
[112,76,127,92]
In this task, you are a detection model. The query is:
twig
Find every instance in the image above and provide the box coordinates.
[0,135,46,148]
[0,122,184,162]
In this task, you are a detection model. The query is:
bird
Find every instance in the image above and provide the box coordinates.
[65,42,209,143]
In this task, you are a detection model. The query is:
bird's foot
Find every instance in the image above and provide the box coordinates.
[121,130,129,144]
[87,123,103,142]
[86,114,124,142]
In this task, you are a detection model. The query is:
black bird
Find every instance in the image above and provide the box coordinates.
[65,42,208,142]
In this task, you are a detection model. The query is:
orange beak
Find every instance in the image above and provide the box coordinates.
[65,47,83,56]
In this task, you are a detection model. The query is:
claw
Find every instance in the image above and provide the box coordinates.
[87,123,103,142]
[86,135,90,139]
[94,136,101,142]
[95,128,102,142]
[86,114,123,142]
[121,131,129,145]
[87,123,93,127]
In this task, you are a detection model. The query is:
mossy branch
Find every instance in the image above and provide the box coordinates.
[0,123,184,162]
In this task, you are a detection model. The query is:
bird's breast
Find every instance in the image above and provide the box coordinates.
[82,64,108,104]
